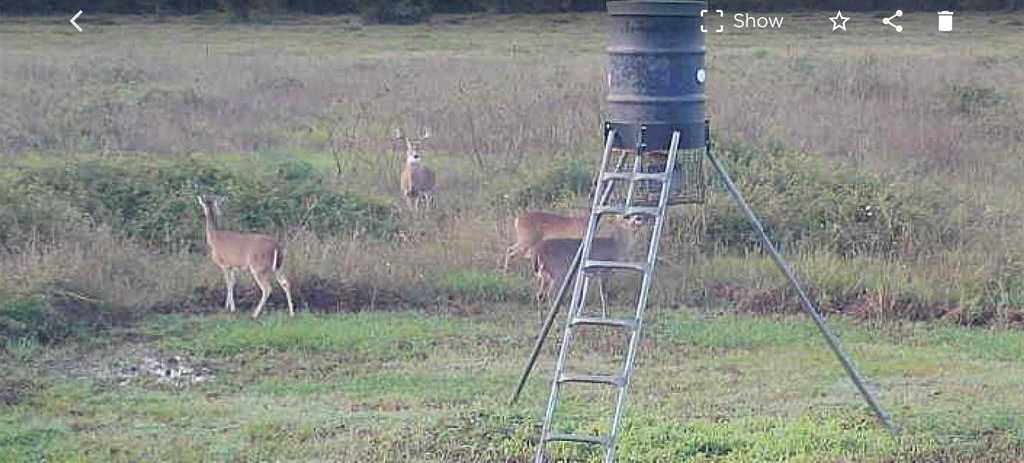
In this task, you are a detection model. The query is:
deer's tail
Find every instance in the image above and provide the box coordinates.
[272,248,284,272]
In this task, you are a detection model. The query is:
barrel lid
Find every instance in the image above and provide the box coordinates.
[607,1,706,17]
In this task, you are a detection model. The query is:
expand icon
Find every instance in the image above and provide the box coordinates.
[700,9,725,33]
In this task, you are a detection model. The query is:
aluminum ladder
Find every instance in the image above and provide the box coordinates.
[534,129,680,463]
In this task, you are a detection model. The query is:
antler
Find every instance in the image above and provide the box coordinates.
[393,128,404,140]
[421,127,431,140]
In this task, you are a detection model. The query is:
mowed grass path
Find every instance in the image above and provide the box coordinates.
[2,307,1023,462]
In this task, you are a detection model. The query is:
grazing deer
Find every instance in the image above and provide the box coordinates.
[397,128,436,210]
[196,195,294,319]
[531,216,644,321]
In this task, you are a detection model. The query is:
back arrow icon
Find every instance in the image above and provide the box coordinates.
[70,10,83,32]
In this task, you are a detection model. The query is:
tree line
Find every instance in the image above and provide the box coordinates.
[0,0,1018,22]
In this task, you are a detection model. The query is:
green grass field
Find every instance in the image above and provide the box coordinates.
[3,310,1024,461]
[2,10,1024,462]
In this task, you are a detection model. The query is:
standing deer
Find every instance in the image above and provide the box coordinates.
[531,216,645,321]
[397,128,436,210]
[504,211,626,271]
[197,195,294,319]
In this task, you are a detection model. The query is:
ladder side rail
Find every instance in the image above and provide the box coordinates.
[604,131,680,462]
[510,130,625,406]
[535,131,621,462]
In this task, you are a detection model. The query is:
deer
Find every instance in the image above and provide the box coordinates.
[531,215,645,322]
[397,128,436,210]
[196,195,294,319]
[504,211,624,272]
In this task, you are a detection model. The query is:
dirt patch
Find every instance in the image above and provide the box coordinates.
[154,276,412,315]
[297,276,410,313]
[109,355,214,388]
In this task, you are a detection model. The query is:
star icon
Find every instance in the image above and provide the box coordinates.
[829,10,849,32]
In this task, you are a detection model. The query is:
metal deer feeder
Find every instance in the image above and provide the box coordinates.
[606,0,707,205]
[511,2,897,462]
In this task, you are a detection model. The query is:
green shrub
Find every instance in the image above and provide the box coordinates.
[0,295,52,342]
[11,158,399,250]
[3,336,39,363]
[499,158,593,210]
[947,83,1005,114]
[702,141,963,257]
[0,183,89,250]
[0,294,90,344]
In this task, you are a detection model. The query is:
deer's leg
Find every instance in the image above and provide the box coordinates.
[535,277,548,323]
[275,271,295,317]
[223,267,237,312]
[597,277,609,318]
[250,268,272,319]
[503,244,521,272]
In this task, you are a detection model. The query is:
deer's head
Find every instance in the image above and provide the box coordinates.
[395,127,431,164]
[196,194,225,218]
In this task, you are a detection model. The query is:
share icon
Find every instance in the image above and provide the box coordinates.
[882,10,903,32]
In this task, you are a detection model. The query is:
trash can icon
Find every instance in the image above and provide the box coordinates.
[938,11,954,32]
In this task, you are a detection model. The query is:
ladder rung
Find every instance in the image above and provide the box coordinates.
[558,373,625,387]
[601,172,666,183]
[593,205,660,218]
[571,316,638,330]
[544,433,608,447]
[583,260,648,273]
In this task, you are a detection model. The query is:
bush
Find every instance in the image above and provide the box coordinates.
[701,141,964,257]
[11,158,400,251]
[0,226,218,344]
[357,0,432,25]
[0,293,103,344]
[0,183,89,251]
[0,295,55,343]
[499,158,593,211]
[3,335,39,363]
[947,83,1005,114]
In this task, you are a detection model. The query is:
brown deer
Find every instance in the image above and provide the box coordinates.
[397,128,436,210]
[197,195,294,318]
[504,211,630,271]
[531,216,644,321]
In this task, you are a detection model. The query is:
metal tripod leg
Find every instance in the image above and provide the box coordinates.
[705,145,898,436]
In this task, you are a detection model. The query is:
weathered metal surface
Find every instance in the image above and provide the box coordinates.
[606,1,707,150]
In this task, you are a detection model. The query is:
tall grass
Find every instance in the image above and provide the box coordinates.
[1,14,1023,344]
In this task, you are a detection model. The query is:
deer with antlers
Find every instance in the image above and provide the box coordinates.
[197,195,294,319]
[397,128,436,210]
